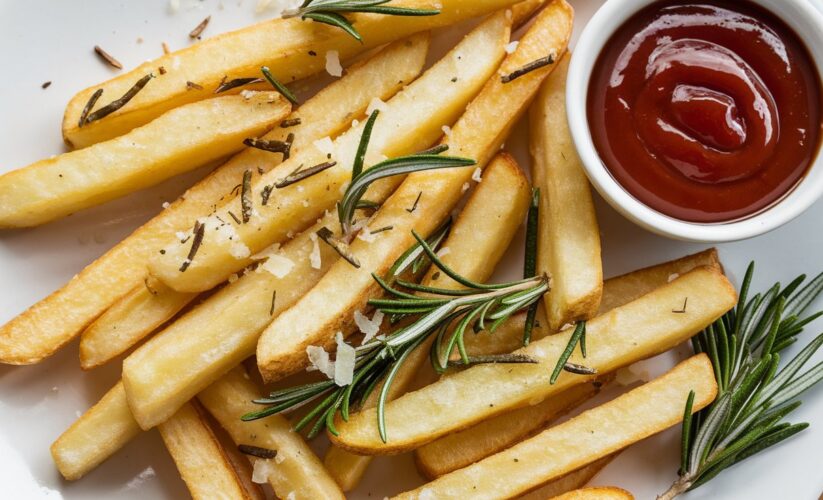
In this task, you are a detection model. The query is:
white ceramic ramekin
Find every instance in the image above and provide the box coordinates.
[567,0,823,242]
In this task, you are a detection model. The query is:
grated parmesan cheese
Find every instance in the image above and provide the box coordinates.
[306,345,335,378]
[472,167,483,183]
[240,89,257,99]
[175,231,187,241]
[461,182,470,193]
[355,310,384,344]
[261,254,295,278]
[668,273,680,283]
[437,247,451,258]
[325,50,343,77]
[505,41,520,54]
[313,136,335,157]
[357,227,377,243]
[441,125,452,137]
[309,233,321,269]
[230,242,251,259]
[334,332,355,386]
[252,459,275,484]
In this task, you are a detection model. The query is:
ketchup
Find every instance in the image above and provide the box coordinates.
[588,0,822,223]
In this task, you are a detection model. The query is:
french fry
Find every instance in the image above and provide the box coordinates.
[331,266,736,454]
[530,54,602,329]
[596,248,720,315]
[393,355,717,499]
[148,14,512,294]
[415,250,722,477]
[0,93,290,228]
[50,382,140,481]
[122,212,339,430]
[323,153,531,491]
[80,278,195,368]
[199,367,345,500]
[158,401,257,500]
[413,378,609,479]
[519,455,618,500]
[257,0,574,383]
[61,0,523,149]
[461,249,720,358]
[0,36,428,366]
[550,487,634,500]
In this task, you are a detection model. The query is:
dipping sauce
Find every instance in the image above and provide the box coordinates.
[588,0,822,223]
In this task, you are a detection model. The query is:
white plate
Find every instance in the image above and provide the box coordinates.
[0,1,821,499]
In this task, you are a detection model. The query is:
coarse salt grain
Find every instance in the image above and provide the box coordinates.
[668,273,680,283]
[505,41,520,54]
[240,89,256,99]
[325,50,343,77]
[442,125,452,137]
[230,242,251,259]
[261,254,295,278]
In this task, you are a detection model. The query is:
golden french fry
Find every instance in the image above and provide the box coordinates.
[257,0,574,383]
[323,153,531,491]
[199,367,345,500]
[414,378,609,479]
[158,402,256,500]
[80,278,195,369]
[331,266,735,454]
[122,212,339,430]
[62,0,523,148]
[393,355,717,499]
[519,455,619,500]
[0,93,290,228]
[416,250,721,477]
[596,248,720,315]
[0,36,427,366]
[50,382,140,481]
[530,54,602,329]
[148,15,511,294]
[550,487,635,500]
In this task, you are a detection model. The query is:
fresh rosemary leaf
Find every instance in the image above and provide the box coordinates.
[214,77,263,94]
[179,221,205,272]
[275,161,337,188]
[337,149,474,235]
[80,74,154,126]
[523,188,540,346]
[446,353,539,366]
[661,264,823,499]
[261,66,299,105]
[282,0,439,41]
[317,226,360,268]
[353,110,379,179]
[550,322,586,384]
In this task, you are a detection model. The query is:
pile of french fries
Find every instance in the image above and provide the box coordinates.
[0,1,741,498]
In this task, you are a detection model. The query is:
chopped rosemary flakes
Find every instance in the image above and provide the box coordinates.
[189,16,211,39]
[41,81,52,89]
[243,134,293,160]
[93,45,123,69]
[370,225,393,234]
[228,211,242,225]
[447,354,539,367]
[317,227,360,268]
[238,444,276,459]
[280,118,302,128]
[261,185,274,206]
[179,221,205,272]
[270,290,277,316]
[501,55,555,84]
[673,297,688,314]
[563,362,597,375]
[214,76,263,94]
[406,191,422,213]
[79,73,154,127]
[275,161,337,189]
[186,81,204,90]
[241,170,253,223]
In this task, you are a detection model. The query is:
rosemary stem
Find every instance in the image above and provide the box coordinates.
[657,476,693,500]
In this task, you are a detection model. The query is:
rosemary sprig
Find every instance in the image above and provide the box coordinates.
[337,110,475,236]
[660,263,823,499]
[522,188,540,345]
[282,0,440,42]
[242,230,550,442]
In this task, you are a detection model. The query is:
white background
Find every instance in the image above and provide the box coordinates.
[0,0,821,498]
